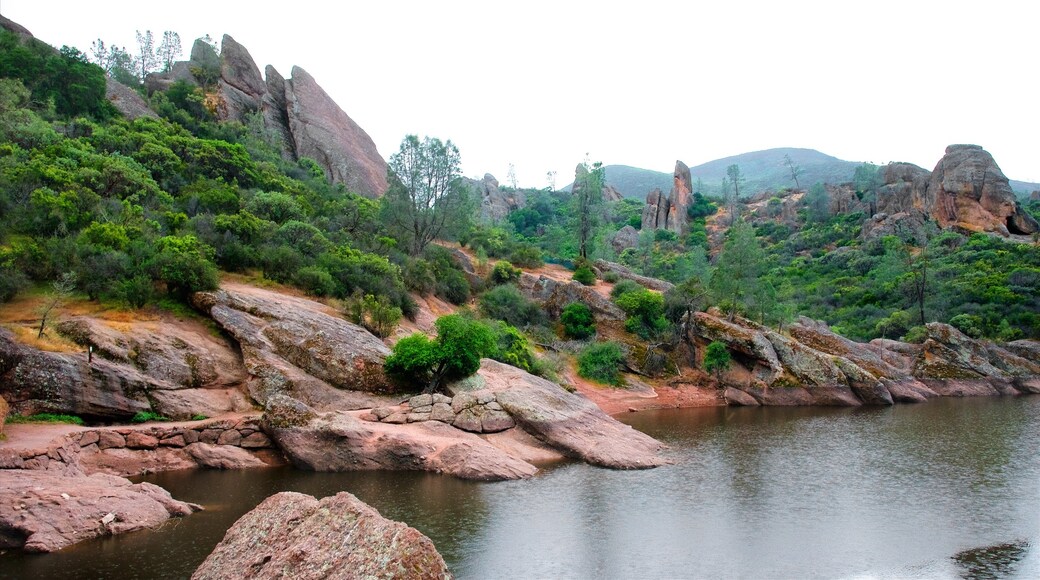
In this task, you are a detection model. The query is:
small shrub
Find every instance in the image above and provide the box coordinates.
[578,341,625,386]
[703,341,731,380]
[560,302,595,339]
[130,411,170,423]
[602,271,620,283]
[610,279,641,299]
[191,414,209,421]
[403,258,436,295]
[294,266,336,297]
[573,265,596,286]
[488,320,536,372]
[615,288,668,339]
[902,326,928,344]
[509,245,543,269]
[344,292,402,338]
[479,284,544,327]
[438,269,471,305]
[488,260,522,286]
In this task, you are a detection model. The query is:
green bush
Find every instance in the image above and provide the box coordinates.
[577,341,625,386]
[489,320,536,372]
[560,302,595,339]
[610,279,641,299]
[479,284,544,327]
[615,288,668,339]
[149,235,219,297]
[488,260,522,285]
[438,269,471,305]
[384,314,495,391]
[403,258,436,295]
[509,244,543,268]
[573,265,596,286]
[703,341,731,379]
[602,271,620,283]
[130,411,170,423]
[903,326,928,344]
[294,266,336,297]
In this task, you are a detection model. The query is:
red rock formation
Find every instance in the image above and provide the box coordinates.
[641,160,693,234]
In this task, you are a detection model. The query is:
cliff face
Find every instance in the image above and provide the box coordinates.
[641,160,693,235]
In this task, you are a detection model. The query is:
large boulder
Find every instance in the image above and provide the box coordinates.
[261,65,296,159]
[192,491,452,580]
[105,77,157,120]
[876,162,932,215]
[284,66,388,198]
[928,145,1038,235]
[609,225,640,254]
[593,260,674,292]
[192,284,397,409]
[477,360,668,469]
[262,395,537,481]
[0,470,199,553]
[861,209,936,245]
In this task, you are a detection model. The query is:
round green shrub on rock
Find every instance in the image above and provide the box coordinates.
[578,341,625,386]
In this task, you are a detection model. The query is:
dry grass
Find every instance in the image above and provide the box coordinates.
[5,324,82,353]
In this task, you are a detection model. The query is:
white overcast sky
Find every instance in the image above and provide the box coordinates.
[4,1,1039,187]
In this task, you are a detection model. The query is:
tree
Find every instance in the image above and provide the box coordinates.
[561,301,595,339]
[573,160,605,261]
[703,341,731,381]
[710,218,766,320]
[384,314,495,393]
[546,170,557,192]
[382,135,469,256]
[156,31,182,73]
[507,163,518,190]
[726,164,744,200]
[134,30,159,80]
[805,182,830,224]
[901,246,930,326]
[37,272,76,338]
[149,235,219,297]
[784,154,803,189]
[853,163,881,216]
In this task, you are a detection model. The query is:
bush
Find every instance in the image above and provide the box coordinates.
[949,314,984,339]
[294,266,336,297]
[602,271,620,283]
[703,341,731,379]
[344,292,402,338]
[560,302,595,339]
[403,258,436,295]
[488,320,536,372]
[903,326,928,344]
[509,244,543,268]
[488,260,522,285]
[130,411,170,423]
[7,413,84,425]
[384,314,495,391]
[119,275,154,308]
[615,288,668,339]
[573,265,596,286]
[479,284,544,327]
[610,279,641,299]
[149,235,219,297]
[578,341,625,386]
[438,269,471,305]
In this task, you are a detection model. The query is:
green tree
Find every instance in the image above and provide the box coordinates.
[156,31,182,72]
[703,341,731,380]
[382,135,469,255]
[577,341,625,386]
[573,160,605,260]
[853,163,881,215]
[710,218,766,320]
[615,287,668,339]
[134,30,159,80]
[804,182,829,224]
[384,314,495,393]
[149,235,219,297]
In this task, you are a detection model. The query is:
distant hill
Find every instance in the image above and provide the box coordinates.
[595,147,1040,200]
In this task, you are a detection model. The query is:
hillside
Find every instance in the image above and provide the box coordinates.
[598,148,1040,199]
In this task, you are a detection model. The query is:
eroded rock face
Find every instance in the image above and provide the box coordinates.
[861,209,936,245]
[929,145,1038,235]
[262,395,537,481]
[642,160,693,235]
[610,225,640,254]
[105,77,158,120]
[463,173,525,223]
[594,260,674,292]
[877,162,932,215]
[215,34,266,122]
[192,491,452,580]
[0,470,200,553]
[284,66,388,198]
[192,284,397,409]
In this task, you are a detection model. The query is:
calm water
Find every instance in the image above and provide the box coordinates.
[3,397,1039,579]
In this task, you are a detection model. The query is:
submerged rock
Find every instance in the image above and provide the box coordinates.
[192,491,452,580]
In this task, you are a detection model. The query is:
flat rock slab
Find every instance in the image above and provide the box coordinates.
[192,491,450,580]
[264,397,537,481]
[0,470,200,553]
[477,360,668,469]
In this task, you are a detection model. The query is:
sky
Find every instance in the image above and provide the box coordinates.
[4,1,1039,187]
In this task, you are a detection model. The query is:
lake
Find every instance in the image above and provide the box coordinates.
[3,396,1038,579]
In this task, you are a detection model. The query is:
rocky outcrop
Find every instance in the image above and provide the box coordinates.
[610,225,640,254]
[192,491,452,580]
[370,392,514,434]
[603,184,624,202]
[0,469,200,553]
[594,260,675,292]
[641,161,693,235]
[516,272,624,321]
[929,145,1038,235]
[463,173,526,223]
[262,395,537,481]
[877,147,1038,236]
[215,35,266,122]
[861,209,936,245]
[0,14,35,42]
[692,311,1040,406]
[283,66,388,198]
[261,65,296,159]
[192,284,397,409]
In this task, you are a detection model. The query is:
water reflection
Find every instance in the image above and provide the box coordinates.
[1,397,1037,579]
